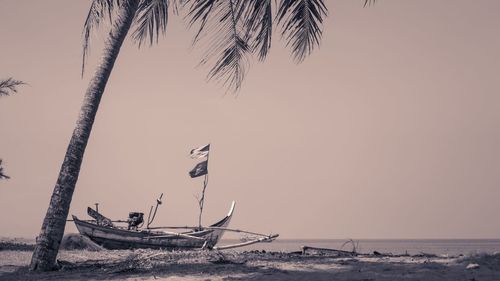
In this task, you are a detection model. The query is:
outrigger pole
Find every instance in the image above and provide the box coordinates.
[148,225,278,240]
[212,234,279,250]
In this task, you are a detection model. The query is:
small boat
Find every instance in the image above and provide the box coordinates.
[72,145,278,250]
[72,201,235,250]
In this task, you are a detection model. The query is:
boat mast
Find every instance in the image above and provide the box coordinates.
[198,150,209,228]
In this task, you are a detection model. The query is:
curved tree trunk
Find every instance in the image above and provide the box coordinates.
[30,0,139,271]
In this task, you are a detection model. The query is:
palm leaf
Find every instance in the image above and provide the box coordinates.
[82,0,117,76]
[0,78,25,97]
[184,0,216,44]
[132,0,170,47]
[171,0,182,15]
[0,159,10,180]
[185,0,250,92]
[364,0,376,7]
[276,0,328,63]
[239,0,273,61]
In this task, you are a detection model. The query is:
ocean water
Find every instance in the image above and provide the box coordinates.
[219,239,500,256]
[4,237,499,256]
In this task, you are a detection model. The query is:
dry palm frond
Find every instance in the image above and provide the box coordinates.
[0,159,10,180]
[132,0,170,47]
[82,0,118,76]
[0,78,25,97]
[277,0,328,63]
[186,0,250,93]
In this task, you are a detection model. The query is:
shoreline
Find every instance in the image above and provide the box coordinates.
[4,236,500,255]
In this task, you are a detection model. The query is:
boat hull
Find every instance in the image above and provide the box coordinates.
[73,202,234,250]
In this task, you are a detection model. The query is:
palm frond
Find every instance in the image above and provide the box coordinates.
[276,0,328,63]
[184,0,216,44]
[0,78,25,97]
[0,159,10,180]
[363,0,376,7]
[82,0,117,76]
[239,0,273,61]
[185,0,251,93]
[171,0,182,15]
[132,0,169,47]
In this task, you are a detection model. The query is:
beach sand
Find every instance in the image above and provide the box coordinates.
[2,243,500,281]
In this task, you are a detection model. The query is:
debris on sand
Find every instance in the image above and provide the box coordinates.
[2,249,500,280]
[466,263,480,270]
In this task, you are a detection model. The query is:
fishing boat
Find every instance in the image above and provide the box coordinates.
[71,144,278,250]
[72,201,235,250]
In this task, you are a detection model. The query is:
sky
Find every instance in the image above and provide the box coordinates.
[1,0,499,239]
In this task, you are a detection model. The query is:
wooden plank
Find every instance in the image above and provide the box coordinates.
[87,207,115,227]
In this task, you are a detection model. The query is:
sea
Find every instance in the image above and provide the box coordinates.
[219,239,500,256]
[4,237,500,256]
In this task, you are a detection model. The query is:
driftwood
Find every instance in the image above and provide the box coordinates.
[301,245,438,258]
[301,246,358,256]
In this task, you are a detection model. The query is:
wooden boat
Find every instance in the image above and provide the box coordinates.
[72,201,235,250]
[72,146,279,250]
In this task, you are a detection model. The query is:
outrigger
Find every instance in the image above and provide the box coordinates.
[71,144,278,250]
[72,197,278,250]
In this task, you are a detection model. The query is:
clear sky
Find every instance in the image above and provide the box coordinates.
[1,0,499,239]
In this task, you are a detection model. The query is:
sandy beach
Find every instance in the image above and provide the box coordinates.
[2,1,500,280]
[2,240,500,281]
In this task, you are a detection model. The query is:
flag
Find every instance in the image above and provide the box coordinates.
[190,144,210,159]
[189,160,208,178]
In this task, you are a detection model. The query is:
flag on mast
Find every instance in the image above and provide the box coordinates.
[190,144,210,159]
[189,160,208,178]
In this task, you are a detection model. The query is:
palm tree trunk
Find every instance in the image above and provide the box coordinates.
[29,0,139,271]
